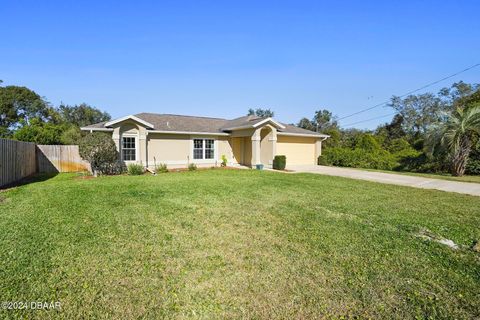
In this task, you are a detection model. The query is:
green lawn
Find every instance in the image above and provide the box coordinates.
[0,170,479,319]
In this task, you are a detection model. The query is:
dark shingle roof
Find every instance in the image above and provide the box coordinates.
[135,113,229,133]
[81,113,327,137]
[220,115,269,130]
[82,121,109,129]
[278,124,326,136]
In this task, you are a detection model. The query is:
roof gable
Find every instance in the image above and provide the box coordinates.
[104,115,154,129]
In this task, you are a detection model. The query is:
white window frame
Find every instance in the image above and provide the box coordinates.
[190,137,217,163]
[121,134,139,163]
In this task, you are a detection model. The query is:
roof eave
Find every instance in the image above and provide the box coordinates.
[80,127,114,132]
[148,130,230,136]
[104,115,154,129]
[277,132,330,138]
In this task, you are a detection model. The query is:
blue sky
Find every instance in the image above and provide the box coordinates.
[1,1,479,129]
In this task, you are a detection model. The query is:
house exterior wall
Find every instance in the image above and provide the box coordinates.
[231,137,243,164]
[217,136,234,163]
[110,121,236,169]
[243,137,252,166]
[276,135,318,165]
[229,128,256,137]
[147,133,190,166]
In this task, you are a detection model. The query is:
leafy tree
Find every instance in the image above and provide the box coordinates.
[12,118,67,144]
[426,104,480,176]
[297,117,316,131]
[297,109,338,133]
[313,109,338,131]
[60,125,83,145]
[389,93,444,137]
[466,140,480,174]
[354,133,381,152]
[58,103,111,127]
[439,81,480,108]
[384,114,406,140]
[79,132,120,175]
[389,82,479,139]
[322,127,341,148]
[339,128,364,148]
[0,85,52,136]
[247,108,274,118]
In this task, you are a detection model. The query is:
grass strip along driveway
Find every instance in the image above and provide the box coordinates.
[0,170,479,319]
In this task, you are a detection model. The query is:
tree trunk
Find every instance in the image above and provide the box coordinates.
[451,137,471,177]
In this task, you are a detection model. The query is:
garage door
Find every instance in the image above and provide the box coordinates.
[276,135,316,165]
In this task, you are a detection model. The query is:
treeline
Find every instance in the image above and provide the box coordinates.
[296,81,480,177]
[0,82,111,144]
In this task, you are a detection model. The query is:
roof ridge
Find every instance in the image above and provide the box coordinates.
[136,112,228,121]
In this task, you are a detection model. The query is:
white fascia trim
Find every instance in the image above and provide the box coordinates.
[149,130,230,136]
[221,124,254,131]
[105,115,154,129]
[222,117,286,131]
[80,127,114,132]
[277,132,330,138]
[252,117,286,129]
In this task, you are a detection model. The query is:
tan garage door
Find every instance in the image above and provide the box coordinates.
[276,135,316,165]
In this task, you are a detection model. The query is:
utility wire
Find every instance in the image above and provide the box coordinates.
[337,63,480,121]
[342,112,398,128]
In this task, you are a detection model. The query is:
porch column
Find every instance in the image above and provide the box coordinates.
[139,131,148,167]
[270,128,277,160]
[315,139,322,165]
[112,128,121,161]
[251,129,261,166]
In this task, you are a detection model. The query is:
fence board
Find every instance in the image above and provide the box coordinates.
[37,145,90,173]
[0,139,37,187]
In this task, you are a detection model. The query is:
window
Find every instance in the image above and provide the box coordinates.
[205,139,214,159]
[193,139,203,159]
[193,138,215,160]
[122,136,136,161]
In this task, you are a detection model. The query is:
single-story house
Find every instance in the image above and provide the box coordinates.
[81,113,329,169]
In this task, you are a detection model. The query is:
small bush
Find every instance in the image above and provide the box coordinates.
[155,163,168,173]
[466,159,480,175]
[273,155,286,170]
[318,147,397,170]
[188,163,197,171]
[97,162,126,175]
[221,154,228,167]
[127,163,144,175]
[79,132,119,175]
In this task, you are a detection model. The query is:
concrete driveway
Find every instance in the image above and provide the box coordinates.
[287,165,480,196]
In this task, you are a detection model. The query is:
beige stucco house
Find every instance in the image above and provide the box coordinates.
[81,113,329,169]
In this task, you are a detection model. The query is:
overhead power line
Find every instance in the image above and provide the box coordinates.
[337,63,480,121]
[342,112,398,128]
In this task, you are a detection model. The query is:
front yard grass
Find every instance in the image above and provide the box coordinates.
[0,170,479,319]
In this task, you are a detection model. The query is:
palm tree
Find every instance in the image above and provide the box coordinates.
[427,104,480,176]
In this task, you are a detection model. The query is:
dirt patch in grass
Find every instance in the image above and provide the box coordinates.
[74,175,95,180]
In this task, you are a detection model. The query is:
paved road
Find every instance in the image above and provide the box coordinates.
[287,165,480,196]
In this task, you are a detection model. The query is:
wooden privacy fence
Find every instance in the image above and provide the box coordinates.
[37,145,90,173]
[0,139,90,188]
[0,139,37,188]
